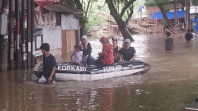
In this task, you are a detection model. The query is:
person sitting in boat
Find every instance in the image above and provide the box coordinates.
[71,45,84,66]
[119,38,136,61]
[112,37,121,63]
[81,35,94,65]
[97,37,114,66]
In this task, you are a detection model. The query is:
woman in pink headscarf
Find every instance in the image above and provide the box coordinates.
[81,35,94,65]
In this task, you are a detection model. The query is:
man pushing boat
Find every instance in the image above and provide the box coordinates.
[35,43,57,84]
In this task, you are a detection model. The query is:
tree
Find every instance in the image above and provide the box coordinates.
[105,0,136,41]
[192,0,198,6]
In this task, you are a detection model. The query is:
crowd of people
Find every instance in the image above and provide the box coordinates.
[34,35,137,84]
[164,28,197,51]
[70,35,136,67]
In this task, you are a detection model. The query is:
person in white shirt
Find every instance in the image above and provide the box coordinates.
[34,56,43,78]
[71,45,84,66]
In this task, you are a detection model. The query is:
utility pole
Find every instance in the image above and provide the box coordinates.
[0,0,9,71]
[174,0,177,27]
[27,0,33,68]
[21,0,26,69]
[185,0,191,32]
[15,0,21,68]
[31,0,35,67]
[8,0,15,69]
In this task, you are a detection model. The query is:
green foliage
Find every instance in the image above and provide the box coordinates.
[85,0,108,31]
[145,0,173,6]
[107,0,136,18]
[85,0,147,31]
[133,0,146,10]
[94,0,109,13]
[192,0,198,6]
[85,11,105,32]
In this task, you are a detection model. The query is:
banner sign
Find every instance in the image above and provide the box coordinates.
[58,65,87,72]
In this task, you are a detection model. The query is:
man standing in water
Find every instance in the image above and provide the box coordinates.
[185,29,193,41]
[165,32,174,50]
[39,43,56,83]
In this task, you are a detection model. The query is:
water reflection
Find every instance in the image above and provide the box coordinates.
[185,41,193,49]
[101,88,114,111]
[1,34,198,111]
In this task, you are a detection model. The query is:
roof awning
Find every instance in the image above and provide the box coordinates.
[151,10,186,20]
[44,3,83,13]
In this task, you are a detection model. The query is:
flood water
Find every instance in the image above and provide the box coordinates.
[1,34,198,111]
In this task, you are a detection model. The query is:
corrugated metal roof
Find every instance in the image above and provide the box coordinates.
[44,3,83,13]
[151,10,186,19]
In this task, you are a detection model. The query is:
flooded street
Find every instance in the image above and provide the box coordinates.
[1,34,198,111]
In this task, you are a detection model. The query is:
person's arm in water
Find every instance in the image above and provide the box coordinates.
[48,66,56,83]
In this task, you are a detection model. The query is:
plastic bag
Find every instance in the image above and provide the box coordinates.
[39,76,46,83]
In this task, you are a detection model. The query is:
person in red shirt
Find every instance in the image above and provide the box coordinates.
[98,37,114,66]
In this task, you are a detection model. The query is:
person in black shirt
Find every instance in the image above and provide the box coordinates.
[119,39,136,61]
[81,35,94,65]
[185,29,193,41]
[112,37,121,63]
[39,43,56,83]
[165,32,174,50]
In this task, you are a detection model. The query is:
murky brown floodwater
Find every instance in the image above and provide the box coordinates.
[1,34,198,111]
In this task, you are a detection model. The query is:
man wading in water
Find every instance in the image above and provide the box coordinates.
[38,43,57,84]
[165,32,174,51]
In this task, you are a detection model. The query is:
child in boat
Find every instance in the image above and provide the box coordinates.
[71,45,84,66]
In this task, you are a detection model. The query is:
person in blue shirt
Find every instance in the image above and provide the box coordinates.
[39,43,56,83]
